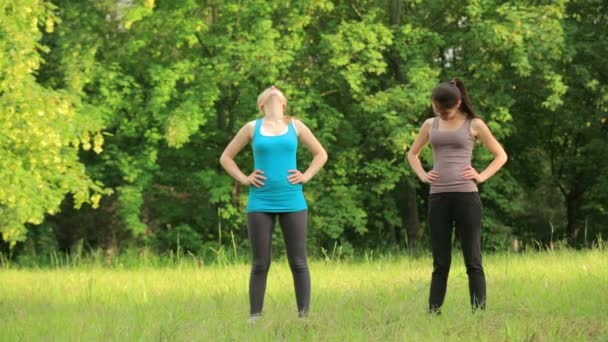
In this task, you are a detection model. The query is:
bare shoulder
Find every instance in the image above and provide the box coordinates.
[471,118,488,131]
[421,117,434,132]
[293,118,311,135]
[471,117,489,137]
[240,120,256,138]
[472,117,486,127]
[294,118,307,128]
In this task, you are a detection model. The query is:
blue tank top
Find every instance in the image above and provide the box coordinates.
[246,118,308,213]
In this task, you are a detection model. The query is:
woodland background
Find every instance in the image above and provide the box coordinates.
[1,0,607,263]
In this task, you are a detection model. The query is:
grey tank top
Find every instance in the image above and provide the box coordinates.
[429,117,478,194]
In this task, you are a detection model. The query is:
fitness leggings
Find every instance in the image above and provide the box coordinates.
[247,209,310,316]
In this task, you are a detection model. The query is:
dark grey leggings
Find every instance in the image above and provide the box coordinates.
[247,210,310,316]
[428,191,486,313]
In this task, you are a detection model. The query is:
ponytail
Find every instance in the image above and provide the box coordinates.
[450,78,477,118]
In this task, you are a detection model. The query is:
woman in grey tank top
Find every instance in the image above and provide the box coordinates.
[407,78,508,314]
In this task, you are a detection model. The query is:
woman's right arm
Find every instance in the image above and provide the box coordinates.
[407,118,439,184]
[219,122,266,188]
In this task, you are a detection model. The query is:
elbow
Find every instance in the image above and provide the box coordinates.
[407,150,417,164]
[316,150,328,168]
[315,148,328,165]
[321,150,329,164]
[219,153,230,168]
[501,151,508,165]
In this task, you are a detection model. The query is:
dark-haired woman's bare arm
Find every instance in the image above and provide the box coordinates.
[461,118,508,183]
[407,118,439,184]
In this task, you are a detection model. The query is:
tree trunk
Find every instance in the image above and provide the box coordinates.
[386,0,421,249]
[565,192,582,246]
[389,0,402,26]
[397,178,421,249]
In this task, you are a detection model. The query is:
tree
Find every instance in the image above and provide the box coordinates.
[0,0,107,248]
[509,0,608,245]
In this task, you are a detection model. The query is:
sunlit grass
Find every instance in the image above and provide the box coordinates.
[1,249,607,340]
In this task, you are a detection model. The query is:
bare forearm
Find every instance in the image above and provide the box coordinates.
[303,152,328,180]
[220,156,248,184]
[407,153,427,178]
[479,154,508,183]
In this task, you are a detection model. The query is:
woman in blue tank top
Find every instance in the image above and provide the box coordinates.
[220,86,328,322]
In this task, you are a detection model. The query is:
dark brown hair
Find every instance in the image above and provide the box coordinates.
[431,78,477,118]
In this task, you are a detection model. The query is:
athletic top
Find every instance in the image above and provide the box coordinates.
[246,118,308,213]
[428,117,478,194]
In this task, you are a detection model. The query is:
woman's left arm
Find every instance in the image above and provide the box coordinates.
[288,120,328,184]
[461,118,508,184]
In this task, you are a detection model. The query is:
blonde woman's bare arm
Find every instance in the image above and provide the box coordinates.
[219,122,266,187]
[288,120,328,184]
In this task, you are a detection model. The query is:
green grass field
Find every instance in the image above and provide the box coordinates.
[1,250,607,341]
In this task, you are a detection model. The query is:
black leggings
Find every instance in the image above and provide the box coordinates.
[428,191,486,313]
[247,210,310,316]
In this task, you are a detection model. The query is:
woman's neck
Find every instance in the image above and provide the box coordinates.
[263,111,285,122]
[441,110,467,121]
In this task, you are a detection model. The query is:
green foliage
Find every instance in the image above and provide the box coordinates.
[1,0,606,256]
[0,0,109,247]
